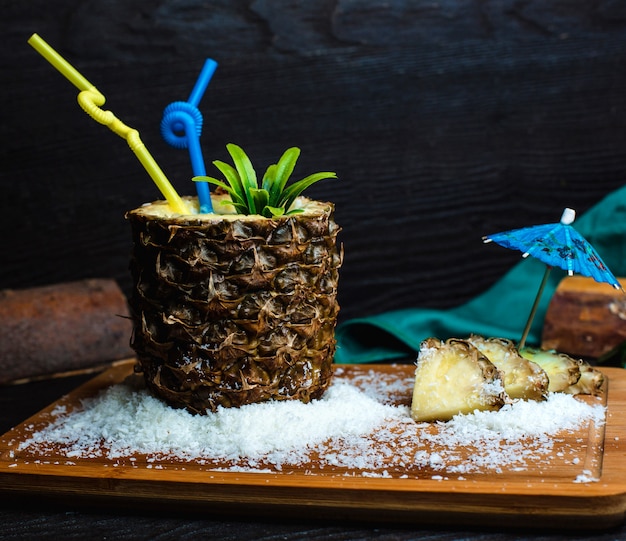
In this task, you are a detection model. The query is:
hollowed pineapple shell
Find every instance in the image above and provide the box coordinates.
[127,195,342,414]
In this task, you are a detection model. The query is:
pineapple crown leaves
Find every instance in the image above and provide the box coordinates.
[193,143,337,218]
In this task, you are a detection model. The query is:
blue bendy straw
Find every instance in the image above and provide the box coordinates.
[188,59,218,107]
[161,59,218,213]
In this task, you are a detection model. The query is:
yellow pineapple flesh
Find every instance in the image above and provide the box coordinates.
[411,338,507,422]
[467,335,549,401]
[519,347,581,393]
[520,347,604,396]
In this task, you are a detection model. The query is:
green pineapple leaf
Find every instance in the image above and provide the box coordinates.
[261,164,278,194]
[264,205,286,218]
[269,147,300,205]
[212,160,246,204]
[201,144,336,217]
[250,188,270,216]
[192,176,247,209]
[226,143,258,213]
[279,172,338,211]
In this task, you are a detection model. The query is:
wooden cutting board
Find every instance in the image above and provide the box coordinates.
[1,360,625,530]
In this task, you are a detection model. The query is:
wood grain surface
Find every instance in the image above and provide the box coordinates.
[1,360,624,531]
[2,365,626,540]
[542,276,626,358]
[0,279,133,383]
[3,1,626,323]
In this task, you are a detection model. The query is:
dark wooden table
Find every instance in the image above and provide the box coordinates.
[1,372,625,541]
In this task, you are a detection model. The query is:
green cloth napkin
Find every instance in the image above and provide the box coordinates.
[335,186,626,364]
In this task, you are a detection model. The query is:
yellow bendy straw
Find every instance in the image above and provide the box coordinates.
[27,33,190,214]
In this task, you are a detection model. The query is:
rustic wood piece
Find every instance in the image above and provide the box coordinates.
[1,361,624,530]
[542,276,626,359]
[0,279,133,384]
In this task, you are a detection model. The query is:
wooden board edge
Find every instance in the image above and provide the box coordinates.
[1,362,626,530]
[0,470,624,531]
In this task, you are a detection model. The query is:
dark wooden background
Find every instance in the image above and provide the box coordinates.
[3,2,626,538]
[2,0,626,326]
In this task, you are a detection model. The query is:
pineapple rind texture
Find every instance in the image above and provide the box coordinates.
[564,360,604,395]
[411,338,507,423]
[127,196,342,414]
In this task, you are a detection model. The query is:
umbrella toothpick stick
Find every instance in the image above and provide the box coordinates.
[27,33,190,215]
[518,265,552,349]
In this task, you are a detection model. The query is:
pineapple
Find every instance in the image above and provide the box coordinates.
[411,338,507,422]
[564,359,604,396]
[467,335,549,401]
[519,347,581,393]
[127,144,341,414]
[520,347,604,396]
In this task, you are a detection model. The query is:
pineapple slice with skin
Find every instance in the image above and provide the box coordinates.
[411,338,507,423]
[467,335,549,401]
[519,347,581,393]
[564,359,604,396]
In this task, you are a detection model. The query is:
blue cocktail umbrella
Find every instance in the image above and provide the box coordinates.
[483,208,622,348]
[161,58,218,213]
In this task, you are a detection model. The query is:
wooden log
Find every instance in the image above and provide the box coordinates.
[541,276,626,359]
[0,279,134,384]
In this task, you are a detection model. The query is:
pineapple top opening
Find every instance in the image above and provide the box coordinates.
[134,144,337,219]
[133,194,332,221]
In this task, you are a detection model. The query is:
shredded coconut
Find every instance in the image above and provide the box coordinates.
[15,369,606,480]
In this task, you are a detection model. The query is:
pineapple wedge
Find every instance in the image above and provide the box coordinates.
[411,338,507,422]
[467,335,549,401]
[564,359,604,396]
[519,347,581,393]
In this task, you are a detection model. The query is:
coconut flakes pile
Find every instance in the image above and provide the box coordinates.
[15,369,606,479]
